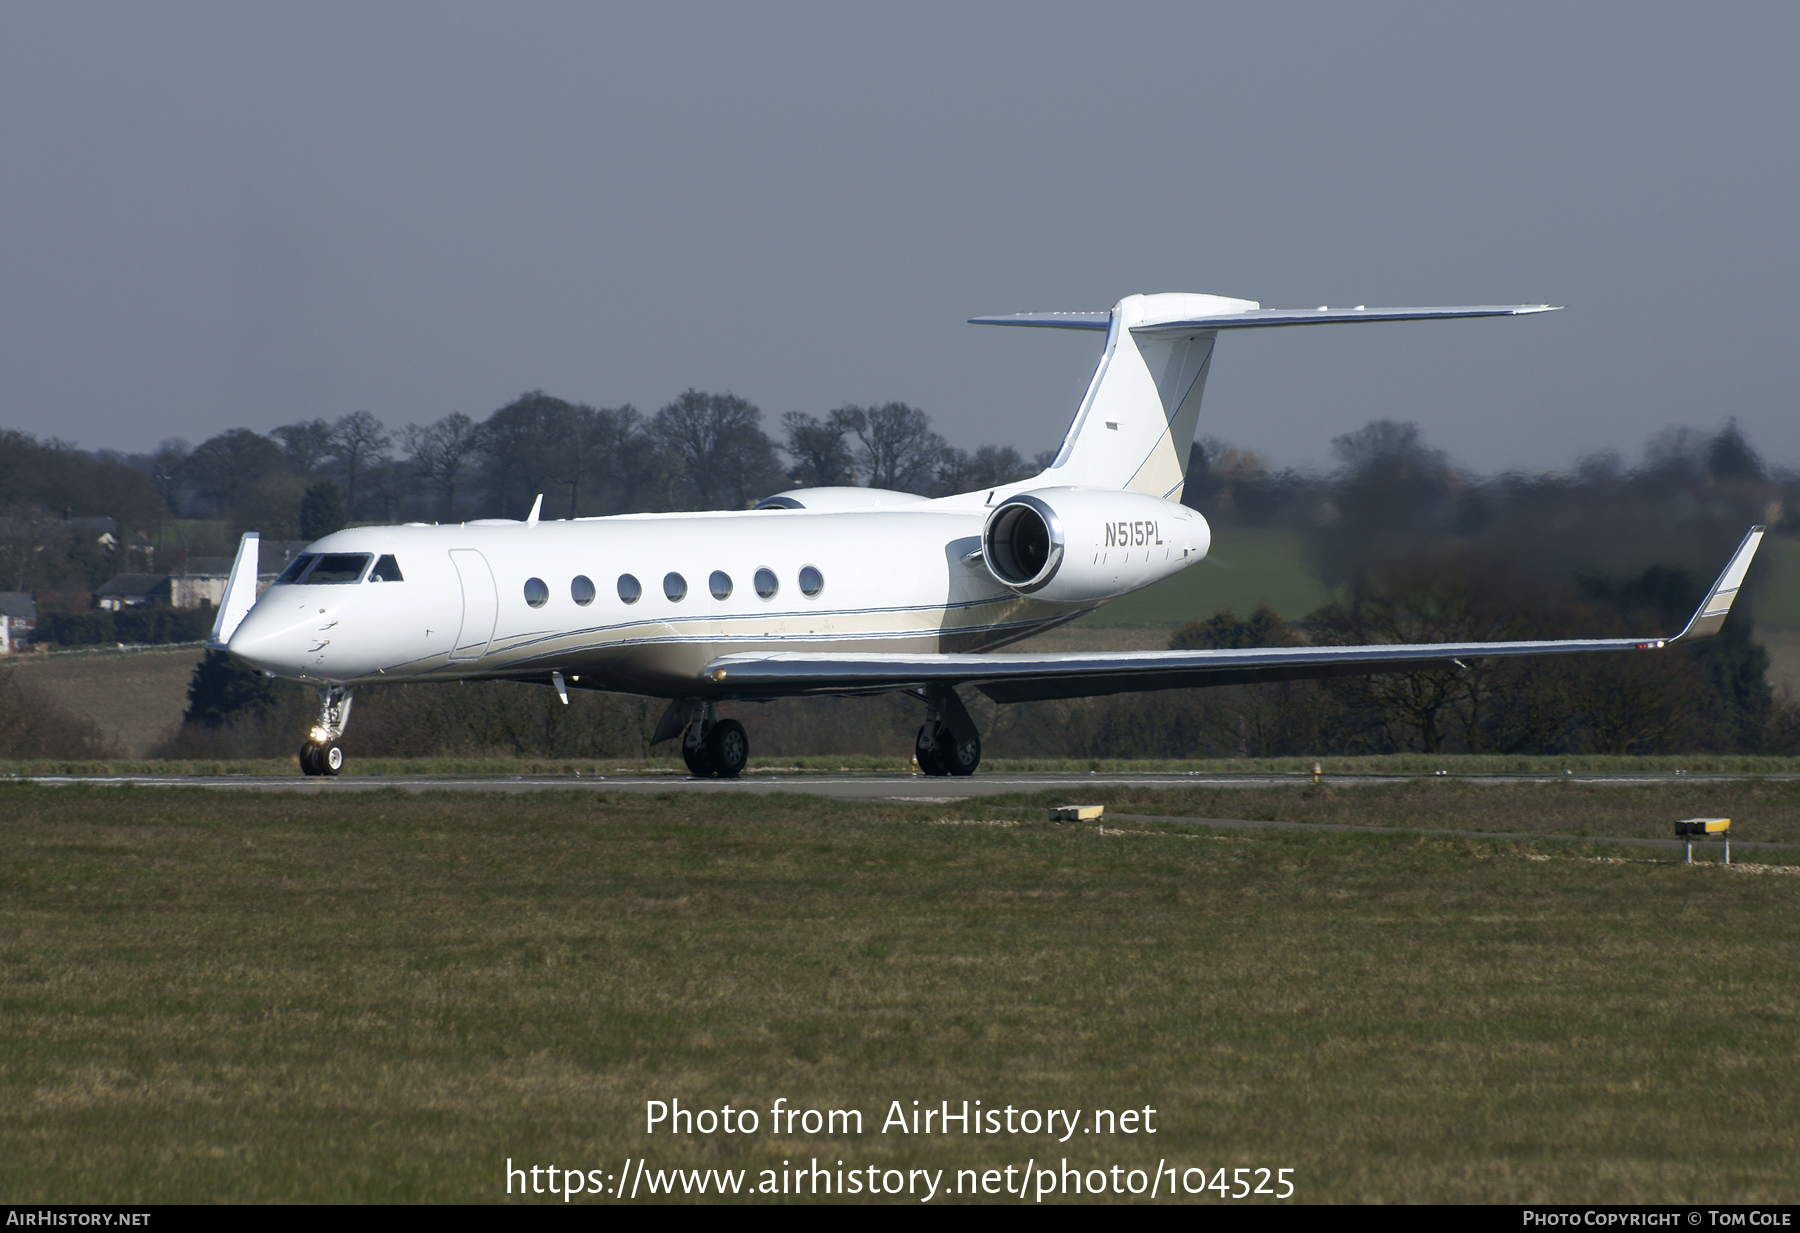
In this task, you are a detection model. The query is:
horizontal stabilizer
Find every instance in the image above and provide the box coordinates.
[972,304,1559,333]
[968,311,1112,331]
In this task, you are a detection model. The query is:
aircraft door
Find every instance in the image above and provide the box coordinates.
[448,549,498,661]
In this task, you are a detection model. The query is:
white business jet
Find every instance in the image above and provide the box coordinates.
[207,292,1764,778]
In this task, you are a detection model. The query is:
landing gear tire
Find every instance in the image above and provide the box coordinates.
[915,725,948,777]
[706,719,749,779]
[941,728,980,777]
[916,721,979,777]
[682,740,714,776]
[300,742,345,776]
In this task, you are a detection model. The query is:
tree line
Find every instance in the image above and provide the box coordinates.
[5,392,1799,758]
[0,394,1045,591]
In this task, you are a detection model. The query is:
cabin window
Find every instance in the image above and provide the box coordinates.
[799,565,824,598]
[369,555,404,582]
[709,570,733,601]
[754,567,778,599]
[524,577,549,608]
[663,572,687,602]
[274,555,317,584]
[306,554,372,584]
[571,575,596,606]
[617,574,642,604]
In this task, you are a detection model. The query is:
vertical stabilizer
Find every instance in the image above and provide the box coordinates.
[1041,293,1253,498]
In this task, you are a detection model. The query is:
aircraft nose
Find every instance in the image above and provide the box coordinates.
[227,601,313,675]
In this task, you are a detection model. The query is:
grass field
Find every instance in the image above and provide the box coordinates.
[1074,527,1332,627]
[1,645,205,757]
[1753,536,1800,630]
[3,781,1796,1204]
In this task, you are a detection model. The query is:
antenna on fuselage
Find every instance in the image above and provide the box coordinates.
[526,493,543,526]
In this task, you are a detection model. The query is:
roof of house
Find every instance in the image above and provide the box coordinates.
[95,574,169,598]
[0,592,37,620]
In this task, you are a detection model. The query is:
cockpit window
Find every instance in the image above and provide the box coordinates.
[274,554,318,584]
[369,554,404,582]
[305,554,373,584]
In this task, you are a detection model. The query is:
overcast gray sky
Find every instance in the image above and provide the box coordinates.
[3,3,1795,474]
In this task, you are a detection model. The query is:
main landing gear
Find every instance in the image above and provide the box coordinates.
[649,685,986,779]
[654,700,749,779]
[912,684,982,777]
[299,685,354,777]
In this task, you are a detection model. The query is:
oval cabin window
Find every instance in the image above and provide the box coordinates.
[754,567,778,599]
[571,575,596,606]
[524,577,549,608]
[617,574,642,604]
[663,572,687,603]
[799,565,824,598]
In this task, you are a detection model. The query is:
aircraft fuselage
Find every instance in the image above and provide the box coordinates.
[227,498,1210,699]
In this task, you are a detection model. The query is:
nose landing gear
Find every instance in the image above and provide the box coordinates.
[300,741,346,776]
[299,685,354,777]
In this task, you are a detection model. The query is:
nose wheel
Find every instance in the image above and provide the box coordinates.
[300,741,345,776]
[298,685,354,777]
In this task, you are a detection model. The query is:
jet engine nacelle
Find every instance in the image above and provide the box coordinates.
[981,487,1210,604]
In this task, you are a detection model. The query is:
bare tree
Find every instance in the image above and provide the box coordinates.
[584,403,651,514]
[477,392,580,519]
[181,429,287,518]
[781,409,859,487]
[837,403,946,492]
[152,437,192,514]
[330,411,393,517]
[402,413,483,520]
[651,390,783,510]
[934,443,1033,495]
[272,419,336,476]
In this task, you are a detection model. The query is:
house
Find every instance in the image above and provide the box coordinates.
[0,592,36,653]
[168,557,235,610]
[95,574,170,611]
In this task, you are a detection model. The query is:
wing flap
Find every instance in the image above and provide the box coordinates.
[703,637,1648,701]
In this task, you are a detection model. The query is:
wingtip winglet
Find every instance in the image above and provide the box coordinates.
[206,530,261,650]
[1669,526,1765,643]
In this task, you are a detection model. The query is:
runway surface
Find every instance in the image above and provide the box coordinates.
[11,768,1799,798]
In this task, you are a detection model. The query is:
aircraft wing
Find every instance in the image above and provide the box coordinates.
[703,528,1763,704]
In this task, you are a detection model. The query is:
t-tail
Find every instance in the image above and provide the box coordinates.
[972,293,1559,499]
